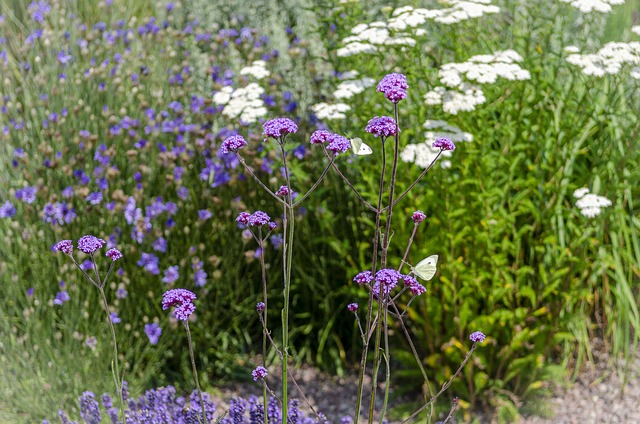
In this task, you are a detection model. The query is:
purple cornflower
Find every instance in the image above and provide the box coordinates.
[153,237,167,253]
[80,259,93,271]
[85,337,97,350]
[27,287,35,297]
[365,116,398,138]
[109,312,121,324]
[412,210,426,224]
[248,211,270,227]
[54,290,70,305]
[144,322,162,345]
[162,265,180,284]
[198,209,213,221]
[353,270,374,285]
[57,50,72,64]
[219,135,247,154]
[469,331,486,343]
[162,288,196,321]
[0,201,16,218]
[85,192,103,205]
[251,366,268,381]
[137,252,160,275]
[376,73,408,103]
[276,186,290,196]
[177,186,189,200]
[194,269,207,287]
[77,235,106,254]
[262,118,298,141]
[116,288,127,299]
[54,239,73,254]
[15,186,37,204]
[256,302,265,312]
[270,234,283,249]
[403,275,426,296]
[327,134,351,155]
[347,303,358,312]
[432,137,455,151]
[309,129,333,145]
[105,248,122,261]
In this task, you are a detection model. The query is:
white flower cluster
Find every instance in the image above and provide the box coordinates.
[400,120,473,169]
[240,60,270,80]
[633,26,640,36]
[574,187,612,218]
[425,50,531,114]
[559,0,624,13]
[311,102,351,120]
[212,83,267,124]
[566,42,640,79]
[337,2,498,57]
[333,76,376,99]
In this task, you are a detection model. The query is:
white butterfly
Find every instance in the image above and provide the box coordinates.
[350,137,373,156]
[411,254,438,281]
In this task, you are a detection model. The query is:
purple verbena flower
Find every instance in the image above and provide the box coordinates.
[248,211,270,227]
[77,235,106,254]
[236,212,250,226]
[144,322,162,345]
[309,129,333,145]
[262,118,298,141]
[353,270,374,285]
[162,288,196,321]
[256,302,265,312]
[219,135,248,155]
[412,210,426,224]
[54,239,73,254]
[365,116,398,138]
[276,186,290,196]
[403,275,426,296]
[326,134,351,155]
[268,221,277,231]
[469,331,486,343]
[251,366,268,381]
[347,303,358,312]
[373,268,403,295]
[105,248,123,261]
[376,73,408,103]
[432,137,455,151]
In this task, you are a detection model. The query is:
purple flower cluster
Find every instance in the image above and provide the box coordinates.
[309,129,353,155]
[262,118,298,141]
[251,366,268,381]
[373,268,403,296]
[309,129,333,145]
[15,186,37,204]
[365,116,398,138]
[411,210,426,224]
[376,73,408,103]
[0,201,16,218]
[162,288,196,321]
[144,322,162,345]
[347,303,358,312]
[219,135,248,154]
[276,186,291,197]
[54,239,73,254]
[237,211,276,229]
[433,137,456,151]
[470,331,486,343]
[353,270,374,285]
[256,302,265,312]
[105,248,123,261]
[77,235,106,254]
[403,275,427,296]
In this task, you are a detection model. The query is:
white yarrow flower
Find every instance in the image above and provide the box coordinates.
[573,187,590,199]
[559,0,624,13]
[240,60,270,80]
[574,190,612,218]
[311,102,351,120]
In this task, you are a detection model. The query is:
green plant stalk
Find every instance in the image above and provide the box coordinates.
[355,135,387,422]
[279,141,295,424]
[258,234,268,424]
[184,321,207,424]
[379,307,391,424]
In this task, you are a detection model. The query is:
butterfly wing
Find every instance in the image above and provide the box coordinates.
[413,254,438,281]
[350,137,363,154]
[357,142,373,155]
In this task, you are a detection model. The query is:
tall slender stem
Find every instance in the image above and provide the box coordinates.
[98,286,125,422]
[185,322,207,424]
[379,304,391,423]
[258,234,269,424]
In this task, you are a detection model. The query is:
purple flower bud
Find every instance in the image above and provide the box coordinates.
[411,210,426,224]
[256,302,265,312]
[252,366,268,381]
[276,186,290,196]
[219,135,248,155]
[469,331,486,343]
[267,221,277,231]
[106,248,123,261]
[432,137,455,151]
[353,271,374,285]
[347,303,358,312]
[54,239,73,254]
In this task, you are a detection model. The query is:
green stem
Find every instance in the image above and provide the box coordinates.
[259,235,269,424]
[98,286,125,422]
[185,321,207,424]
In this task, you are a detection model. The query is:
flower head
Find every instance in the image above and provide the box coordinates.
[353,270,374,285]
[248,211,270,227]
[376,73,408,103]
[374,268,403,295]
[469,331,486,343]
[365,116,398,138]
[347,303,358,312]
[236,212,251,225]
[276,186,291,197]
[252,366,268,381]
[256,302,265,312]
[219,135,247,155]
[309,129,333,145]
[106,248,123,261]
[144,323,162,345]
[411,210,426,224]
[263,118,298,141]
[54,239,73,254]
[327,134,351,155]
[403,275,426,296]
[77,235,106,254]
[432,137,455,151]
[268,221,278,231]
[162,288,196,321]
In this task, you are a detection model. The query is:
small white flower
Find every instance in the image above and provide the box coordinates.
[559,0,624,14]
[575,192,612,218]
[573,187,590,199]
[311,102,351,120]
[240,60,270,80]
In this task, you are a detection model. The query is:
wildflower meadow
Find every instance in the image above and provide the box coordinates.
[1,0,639,423]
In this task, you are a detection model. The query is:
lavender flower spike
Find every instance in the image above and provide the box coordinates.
[162,288,196,321]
